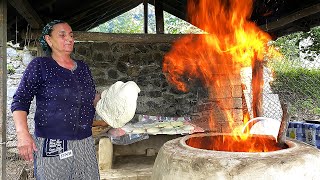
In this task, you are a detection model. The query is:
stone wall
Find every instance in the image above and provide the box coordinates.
[6,34,245,141]
[72,34,244,132]
[6,47,36,147]
[73,38,198,117]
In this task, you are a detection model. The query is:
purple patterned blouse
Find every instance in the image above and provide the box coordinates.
[11,57,96,140]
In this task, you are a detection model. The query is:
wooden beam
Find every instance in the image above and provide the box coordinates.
[24,30,183,43]
[155,0,164,34]
[9,0,43,29]
[144,0,148,33]
[260,3,320,32]
[0,0,7,180]
[71,0,140,31]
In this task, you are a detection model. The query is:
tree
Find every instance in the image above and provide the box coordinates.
[88,4,203,34]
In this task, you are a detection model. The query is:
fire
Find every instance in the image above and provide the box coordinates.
[186,134,284,152]
[163,0,282,152]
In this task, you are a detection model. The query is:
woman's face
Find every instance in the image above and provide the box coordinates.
[45,23,74,55]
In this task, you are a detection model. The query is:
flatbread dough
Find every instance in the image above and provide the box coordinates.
[161,128,177,134]
[147,127,160,134]
[132,128,145,134]
[156,122,170,128]
[163,124,174,129]
[183,125,195,131]
[171,121,184,127]
[96,81,140,128]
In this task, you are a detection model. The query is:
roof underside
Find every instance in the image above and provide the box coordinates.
[7,0,320,43]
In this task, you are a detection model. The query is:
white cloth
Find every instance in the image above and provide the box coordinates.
[96,81,140,128]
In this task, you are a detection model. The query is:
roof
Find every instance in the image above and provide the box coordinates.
[7,0,320,43]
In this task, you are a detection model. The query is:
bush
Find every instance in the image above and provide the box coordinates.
[270,67,320,119]
[7,64,15,75]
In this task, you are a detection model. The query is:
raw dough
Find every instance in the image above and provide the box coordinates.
[156,122,169,128]
[171,121,184,127]
[163,124,174,129]
[183,125,195,131]
[132,128,145,134]
[161,128,177,135]
[96,81,140,128]
[147,127,160,134]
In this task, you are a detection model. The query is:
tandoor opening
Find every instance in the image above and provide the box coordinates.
[186,134,288,152]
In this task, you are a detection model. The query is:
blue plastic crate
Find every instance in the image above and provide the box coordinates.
[287,121,306,142]
[287,121,320,149]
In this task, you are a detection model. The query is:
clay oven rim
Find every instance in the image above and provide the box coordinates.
[179,132,297,156]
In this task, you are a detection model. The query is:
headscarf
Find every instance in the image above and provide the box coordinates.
[39,20,65,53]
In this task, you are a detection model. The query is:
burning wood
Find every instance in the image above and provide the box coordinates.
[162,0,283,152]
[277,103,290,147]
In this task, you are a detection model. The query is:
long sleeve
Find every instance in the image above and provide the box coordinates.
[11,58,44,114]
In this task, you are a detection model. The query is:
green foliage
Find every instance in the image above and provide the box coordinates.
[268,26,320,119]
[89,4,203,34]
[272,68,320,99]
[270,66,320,118]
[164,12,204,34]
[300,26,320,55]
[270,32,302,60]
[270,26,320,62]
[89,7,145,33]
[7,64,15,75]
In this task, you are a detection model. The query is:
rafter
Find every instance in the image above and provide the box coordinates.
[9,0,43,29]
[260,3,320,32]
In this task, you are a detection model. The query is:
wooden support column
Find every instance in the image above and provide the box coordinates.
[143,0,148,33]
[251,58,264,118]
[154,0,164,34]
[0,0,7,180]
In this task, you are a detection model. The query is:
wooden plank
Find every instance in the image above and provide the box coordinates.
[9,0,43,29]
[25,30,183,43]
[260,3,320,32]
[0,1,7,180]
[155,0,164,34]
[251,59,264,118]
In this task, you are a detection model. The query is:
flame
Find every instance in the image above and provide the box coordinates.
[186,134,283,152]
[163,0,283,152]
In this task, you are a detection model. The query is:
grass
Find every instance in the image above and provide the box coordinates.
[268,58,320,119]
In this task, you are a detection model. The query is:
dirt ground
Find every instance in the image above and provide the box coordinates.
[3,148,155,180]
[4,150,34,180]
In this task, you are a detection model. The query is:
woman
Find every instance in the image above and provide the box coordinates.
[11,20,100,179]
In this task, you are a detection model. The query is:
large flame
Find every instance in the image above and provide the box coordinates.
[163,0,282,151]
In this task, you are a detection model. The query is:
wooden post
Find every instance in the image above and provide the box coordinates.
[251,59,263,118]
[277,103,290,147]
[0,0,7,180]
[143,0,148,34]
[154,0,164,34]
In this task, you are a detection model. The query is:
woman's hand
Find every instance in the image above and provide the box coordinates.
[16,131,37,162]
[93,92,101,107]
